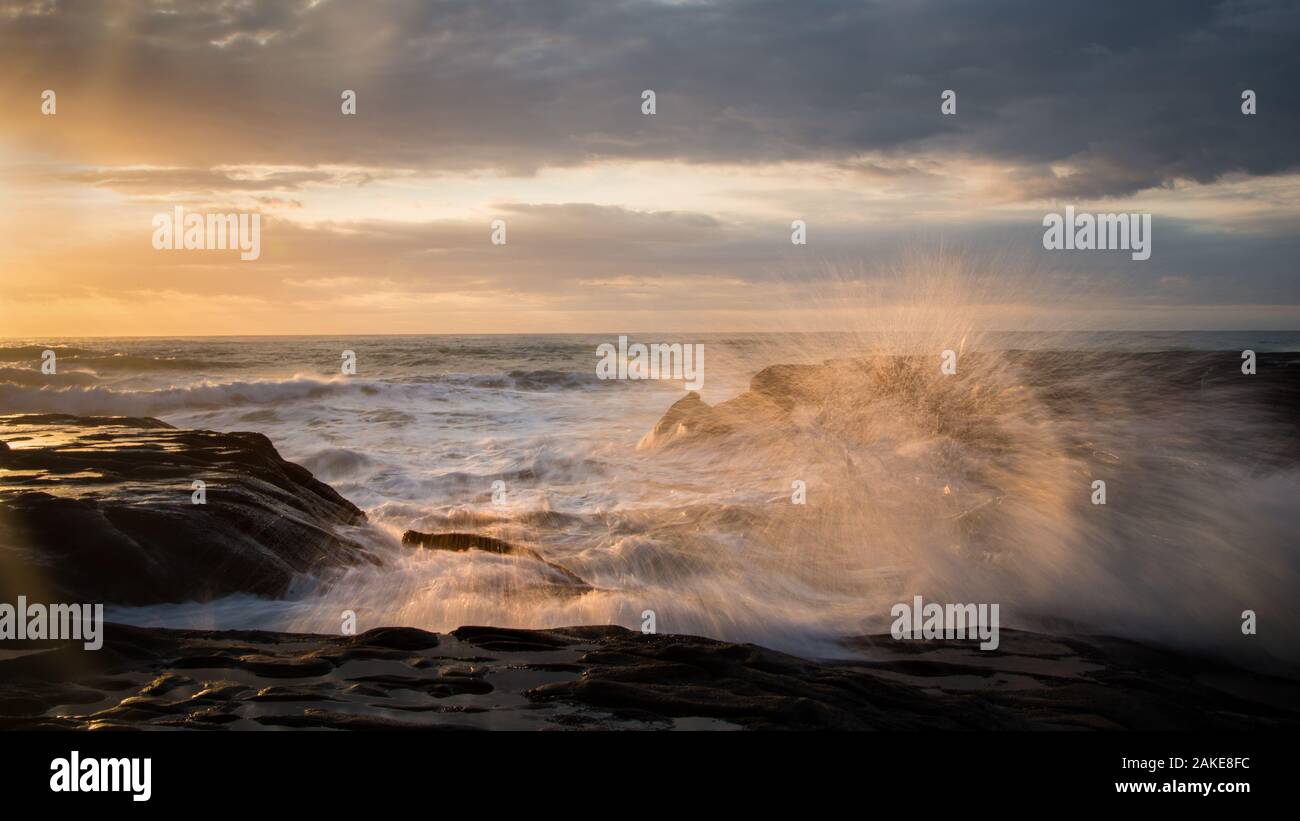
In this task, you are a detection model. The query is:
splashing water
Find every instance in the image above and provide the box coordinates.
[8,256,1299,669]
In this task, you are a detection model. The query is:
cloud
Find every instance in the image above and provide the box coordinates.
[2,0,1296,198]
[2,0,1298,334]
[51,165,381,197]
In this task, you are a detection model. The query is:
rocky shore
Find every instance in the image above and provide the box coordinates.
[3,409,1298,731]
[2,622,1297,730]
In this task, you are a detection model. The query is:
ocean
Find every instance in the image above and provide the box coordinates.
[2,332,1298,666]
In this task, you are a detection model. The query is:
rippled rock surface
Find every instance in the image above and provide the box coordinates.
[2,624,1296,731]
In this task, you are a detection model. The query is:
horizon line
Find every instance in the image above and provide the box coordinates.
[5,328,1300,341]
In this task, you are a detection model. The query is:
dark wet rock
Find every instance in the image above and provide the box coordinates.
[248,685,339,703]
[171,653,335,679]
[522,627,1300,731]
[640,351,1300,458]
[513,662,586,673]
[434,663,486,678]
[253,708,480,731]
[453,625,575,653]
[189,682,253,701]
[85,721,144,731]
[86,696,177,723]
[525,632,909,730]
[382,703,490,714]
[348,626,441,651]
[402,530,517,553]
[46,687,115,706]
[157,709,242,729]
[138,673,193,697]
[307,646,411,667]
[2,413,176,429]
[638,356,985,450]
[0,695,47,716]
[2,622,1297,731]
[403,531,592,592]
[75,675,135,691]
[346,673,494,697]
[636,391,736,449]
[345,684,389,698]
[0,414,381,605]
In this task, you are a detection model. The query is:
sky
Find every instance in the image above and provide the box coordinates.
[1,0,1298,336]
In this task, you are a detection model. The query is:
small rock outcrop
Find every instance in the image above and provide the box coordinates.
[402,530,591,592]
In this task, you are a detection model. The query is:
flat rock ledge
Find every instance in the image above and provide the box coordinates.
[1,624,1296,731]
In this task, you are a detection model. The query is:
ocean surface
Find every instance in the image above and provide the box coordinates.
[3,331,1298,664]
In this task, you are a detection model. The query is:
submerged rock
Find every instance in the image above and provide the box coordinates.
[0,414,381,605]
[402,530,518,554]
[402,529,591,592]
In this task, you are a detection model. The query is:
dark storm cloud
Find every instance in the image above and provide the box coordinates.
[3,0,1296,198]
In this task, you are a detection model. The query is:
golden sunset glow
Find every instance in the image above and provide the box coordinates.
[2,0,1298,335]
